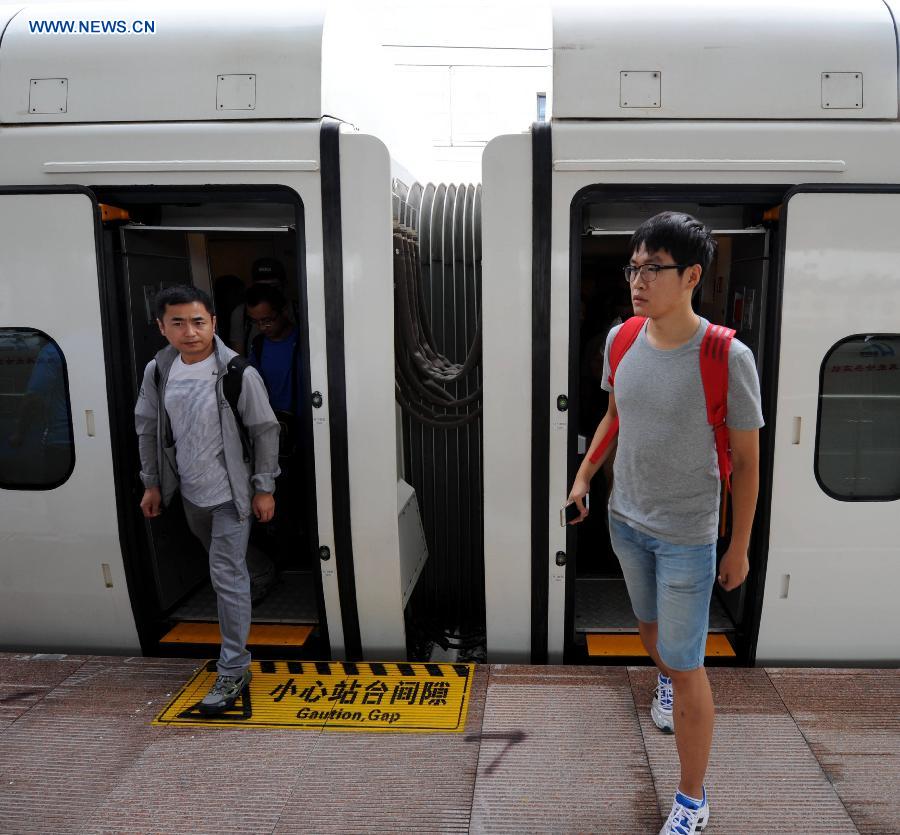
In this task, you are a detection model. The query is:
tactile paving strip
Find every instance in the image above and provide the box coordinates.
[470,666,659,833]
[630,667,859,833]
[154,660,474,732]
[768,668,900,835]
[0,656,193,835]
[1,653,895,834]
[275,670,488,834]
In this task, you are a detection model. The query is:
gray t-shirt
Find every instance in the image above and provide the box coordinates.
[601,317,764,545]
[165,353,232,508]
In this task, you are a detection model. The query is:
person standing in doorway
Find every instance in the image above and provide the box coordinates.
[229,257,296,355]
[135,285,280,713]
[245,284,302,418]
[244,283,304,566]
[567,212,763,835]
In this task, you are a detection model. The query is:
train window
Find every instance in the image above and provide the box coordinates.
[0,329,75,490]
[816,335,900,501]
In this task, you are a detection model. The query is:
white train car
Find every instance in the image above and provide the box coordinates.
[0,2,419,659]
[482,0,900,665]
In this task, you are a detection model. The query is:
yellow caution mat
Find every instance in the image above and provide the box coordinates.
[154,660,474,732]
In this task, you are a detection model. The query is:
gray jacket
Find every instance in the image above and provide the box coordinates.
[134,336,281,520]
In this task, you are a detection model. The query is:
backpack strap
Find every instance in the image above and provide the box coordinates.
[222,356,253,462]
[606,316,647,387]
[699,324,735,491]
[588,317,646,464]
[153,360,175,447]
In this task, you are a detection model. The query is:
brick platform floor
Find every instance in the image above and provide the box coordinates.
[0,653,896,834]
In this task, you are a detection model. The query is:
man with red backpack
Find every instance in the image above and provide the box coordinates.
[567,211,763,835]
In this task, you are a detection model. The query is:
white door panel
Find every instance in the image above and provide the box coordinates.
[758,190,899,663]
[0,191,139,652]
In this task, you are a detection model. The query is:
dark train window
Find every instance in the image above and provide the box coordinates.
[816,335,900,501]
[0,329,75,489]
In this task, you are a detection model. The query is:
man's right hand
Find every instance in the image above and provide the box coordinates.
[566,477,591,524]
[140,486,162,518]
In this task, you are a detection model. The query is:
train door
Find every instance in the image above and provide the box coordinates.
[93,189,330,659]
[0,188,140,651]
[564,189,785,665]
[756,187,900,663]
[118,227,207,612]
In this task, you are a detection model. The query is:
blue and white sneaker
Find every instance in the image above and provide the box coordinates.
[651,673,674,733]
[659,788,709,835]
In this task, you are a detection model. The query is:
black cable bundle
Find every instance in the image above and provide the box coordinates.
[393,222,482,428]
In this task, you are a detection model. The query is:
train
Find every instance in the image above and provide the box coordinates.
[1,0,897,667]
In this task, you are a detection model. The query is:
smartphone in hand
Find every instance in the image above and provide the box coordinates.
[560,494,589,526]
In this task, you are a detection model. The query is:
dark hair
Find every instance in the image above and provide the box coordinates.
[245,283,287,311]
[630,211,717,279]
[154,285,214,319]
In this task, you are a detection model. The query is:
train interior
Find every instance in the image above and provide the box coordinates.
[571,192,785,662]
[94,191,325,656]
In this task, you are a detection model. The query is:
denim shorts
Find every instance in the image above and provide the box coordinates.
[608,514,716,671]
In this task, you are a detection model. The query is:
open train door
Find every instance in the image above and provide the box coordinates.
[0,188,140,651]
[757,187,900,664]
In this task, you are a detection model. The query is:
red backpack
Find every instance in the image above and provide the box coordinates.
[588,316,735,530]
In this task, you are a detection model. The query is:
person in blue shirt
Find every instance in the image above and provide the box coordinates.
[245,284,301,417]
[244,283,305,565]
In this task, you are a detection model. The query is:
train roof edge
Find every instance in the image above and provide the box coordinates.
[552,0,900,121]
[0,1,389,130]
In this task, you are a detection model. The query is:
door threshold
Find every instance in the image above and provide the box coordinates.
[586,633,735,659]
[161,621,313,648]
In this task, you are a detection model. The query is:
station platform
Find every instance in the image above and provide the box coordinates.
[0,652,896,834]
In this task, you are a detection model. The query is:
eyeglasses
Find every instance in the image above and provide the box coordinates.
[250,316,278,328]
[622,263,691,283]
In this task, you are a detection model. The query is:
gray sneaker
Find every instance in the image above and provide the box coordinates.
[200,669,252,714]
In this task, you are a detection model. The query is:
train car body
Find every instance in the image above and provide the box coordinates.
[482,0,900,665]
[0,2,418,659]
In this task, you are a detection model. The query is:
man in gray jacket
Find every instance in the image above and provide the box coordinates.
[135,285,280,713]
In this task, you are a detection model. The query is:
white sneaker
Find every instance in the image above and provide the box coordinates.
[651,673,674,733]
[659,789,709,835]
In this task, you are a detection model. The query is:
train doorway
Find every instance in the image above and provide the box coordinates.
[95,188,328,658]
[565,188,787,665]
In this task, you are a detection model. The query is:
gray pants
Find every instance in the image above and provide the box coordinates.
[182,498,252,676]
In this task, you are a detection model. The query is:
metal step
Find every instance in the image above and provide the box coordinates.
[160,622,313,648]
[586,632,736,658]
[575,577,735,633]
[169,571,318,624]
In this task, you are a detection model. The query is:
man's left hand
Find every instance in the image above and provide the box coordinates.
[717,547,749,591]
[252,492,275,523]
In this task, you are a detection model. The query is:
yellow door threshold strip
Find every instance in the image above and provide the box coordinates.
[154,660,474,732]
[586,633,736,658]
[160,622,313,647]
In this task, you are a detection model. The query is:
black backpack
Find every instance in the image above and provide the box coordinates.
[154,356,252,462]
